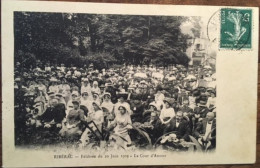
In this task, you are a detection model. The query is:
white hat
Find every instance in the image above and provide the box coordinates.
[118,104,130,113]
[15,78,21,82]
[140,80,147,85]
[92,92,99,96]
[149,102,160,110]
[50,77,58,82]
[81,90,88,95]
[103,92,111,98]
[93,81,98,85]
[82,78,89,82]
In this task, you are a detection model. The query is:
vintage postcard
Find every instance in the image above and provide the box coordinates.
[1,0,258,167]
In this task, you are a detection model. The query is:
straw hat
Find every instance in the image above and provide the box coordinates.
[103,92,111,98]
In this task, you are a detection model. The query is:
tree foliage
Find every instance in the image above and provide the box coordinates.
[14,12,201,69]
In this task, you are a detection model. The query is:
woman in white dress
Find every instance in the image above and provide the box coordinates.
[109,105,132,149]
[159,98,175,125]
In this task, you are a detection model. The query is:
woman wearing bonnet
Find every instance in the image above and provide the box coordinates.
[108,104,133,149]
[101,92,115,127]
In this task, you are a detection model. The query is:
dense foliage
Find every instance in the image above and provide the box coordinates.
[14,12,200,69]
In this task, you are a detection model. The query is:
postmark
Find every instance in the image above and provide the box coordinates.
[207,9,220,43]
[220,8,252,49]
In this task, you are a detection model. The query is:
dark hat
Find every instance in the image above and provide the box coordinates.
[117,92,128,100]
[100,84,105,88]
[132,94,141,101]
[80,105,89,115]
[47,91,55,96]
[200,93,208,97]
[105,83,113,87]
[48,92,56,100]
[72,98,80,105]
[56,92,65,97]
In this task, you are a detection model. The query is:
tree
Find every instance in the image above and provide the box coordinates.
[14,12,197,69]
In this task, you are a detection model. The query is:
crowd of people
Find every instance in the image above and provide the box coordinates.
[14,61,216,151]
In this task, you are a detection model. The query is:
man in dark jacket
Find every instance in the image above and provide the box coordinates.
[194,112,216,150]
[129,96,144,122]
[194,100,209,124]
[164,111,191,141]
[38,98,66,130]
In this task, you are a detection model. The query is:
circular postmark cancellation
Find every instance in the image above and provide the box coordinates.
[207,9,221,43]
[207,8,252,50]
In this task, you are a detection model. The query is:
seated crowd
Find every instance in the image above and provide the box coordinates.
[14,62,216,150]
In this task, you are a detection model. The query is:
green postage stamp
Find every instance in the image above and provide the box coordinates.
[220,8,252,49]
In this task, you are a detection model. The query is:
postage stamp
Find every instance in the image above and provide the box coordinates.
[220,8,252,49]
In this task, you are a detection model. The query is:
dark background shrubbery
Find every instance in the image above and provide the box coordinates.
[14,12,201,69]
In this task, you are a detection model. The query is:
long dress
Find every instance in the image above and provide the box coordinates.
[110,113,132,148]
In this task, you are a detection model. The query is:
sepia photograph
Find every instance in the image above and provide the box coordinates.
[14,11,217,152]
[2,1,258,167]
